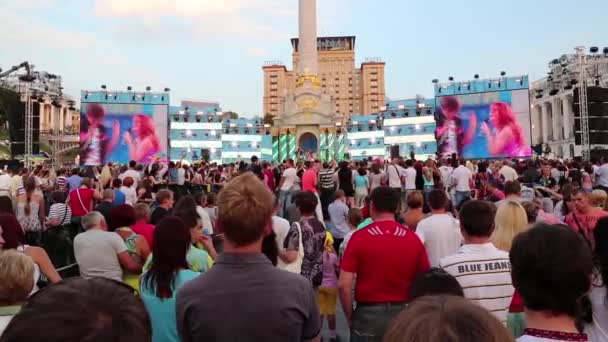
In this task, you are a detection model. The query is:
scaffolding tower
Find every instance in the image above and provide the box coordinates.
[576,47,590,161]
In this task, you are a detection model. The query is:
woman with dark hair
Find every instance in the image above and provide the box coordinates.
[141,216,199,342]
[15,177,44,244]
[414,161,424,191]
[337,161,354,207]
[554,184,576,222]
[0,213,61,293]
[109,205,150,290]
[587,217,608,340]
[474,161,490,200]
[2,277,151,342]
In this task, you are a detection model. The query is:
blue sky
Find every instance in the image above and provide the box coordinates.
[1,0,606,117]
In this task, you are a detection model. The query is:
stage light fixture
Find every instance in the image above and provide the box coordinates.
[101,85,107,90]
[500,71,506,76]
[431,79,439,84]
[448,76,454,81]
[146,86,151,91]
[127,86,132,91]
[590,46,599,54]
[474,74,480,79]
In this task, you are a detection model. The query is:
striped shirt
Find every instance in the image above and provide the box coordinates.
[440,243,514,324]
[48,203,72,226]
[56,176,68,192]
[319,169,336,190]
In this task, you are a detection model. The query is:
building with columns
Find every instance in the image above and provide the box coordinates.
[39,98,79,135]
[530,48,608,159]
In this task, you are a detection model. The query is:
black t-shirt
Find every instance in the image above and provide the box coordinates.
[150,207,171,225]
[94,201,113,227]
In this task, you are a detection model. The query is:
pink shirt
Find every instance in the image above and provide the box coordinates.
[491,189,506,200]
[302,169,318,193]
[321,251,339,288]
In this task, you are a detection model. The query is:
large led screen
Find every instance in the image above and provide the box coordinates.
[80,103,168,165]
[435,89,532,159]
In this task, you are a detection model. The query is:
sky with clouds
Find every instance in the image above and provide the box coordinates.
[1,0,607,117]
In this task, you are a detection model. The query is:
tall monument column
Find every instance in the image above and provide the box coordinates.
[298,0,318,77]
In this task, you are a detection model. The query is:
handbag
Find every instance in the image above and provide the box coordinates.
[76,189,90,215]
[278,222,304,274]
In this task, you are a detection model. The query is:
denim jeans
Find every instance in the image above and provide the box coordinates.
[454,190,471,209]
[350,303,406,342]
[278,190,292,218]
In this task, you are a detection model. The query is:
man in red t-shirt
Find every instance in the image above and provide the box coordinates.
[339,186,430,340]
[566,189,608,249]
[302,160,323,222]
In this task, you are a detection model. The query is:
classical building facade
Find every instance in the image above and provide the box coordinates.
[263,36,386,119]
[530,48,608,159]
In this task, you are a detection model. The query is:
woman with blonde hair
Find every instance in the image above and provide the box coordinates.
[99,164,113,189]
[591,189,608,210]
[491,200,528,252]
[491,200,528,338]
[384,295,514,342]
[0,249,35,334]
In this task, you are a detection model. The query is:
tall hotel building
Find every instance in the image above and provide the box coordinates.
[263,36,386,118]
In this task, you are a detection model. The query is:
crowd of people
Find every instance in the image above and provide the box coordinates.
[1,154,608,341]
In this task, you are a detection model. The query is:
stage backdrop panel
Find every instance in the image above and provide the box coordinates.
[435,89,531,159]
[80,103,168,165]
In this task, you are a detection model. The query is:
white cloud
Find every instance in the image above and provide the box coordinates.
[93,0,295,41]
[245,47,270,57]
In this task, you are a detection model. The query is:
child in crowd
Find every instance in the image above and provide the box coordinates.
[318,232,339,342]
[339,208,363,258]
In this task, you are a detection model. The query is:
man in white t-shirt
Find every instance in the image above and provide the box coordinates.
[119,160,141,189]
[595,159,608,191]
[0,169,11,197]
[440,200,514,325]
[387,158,405,210]
[73,212,141,282]
[277,159,299,217]
[403,159,417,195]
[438,160,453,191]
[271,197,292,270]
[451,159,473,208]
[499,160,518,182]
[416,189,462,267]
[386,158,405,189]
